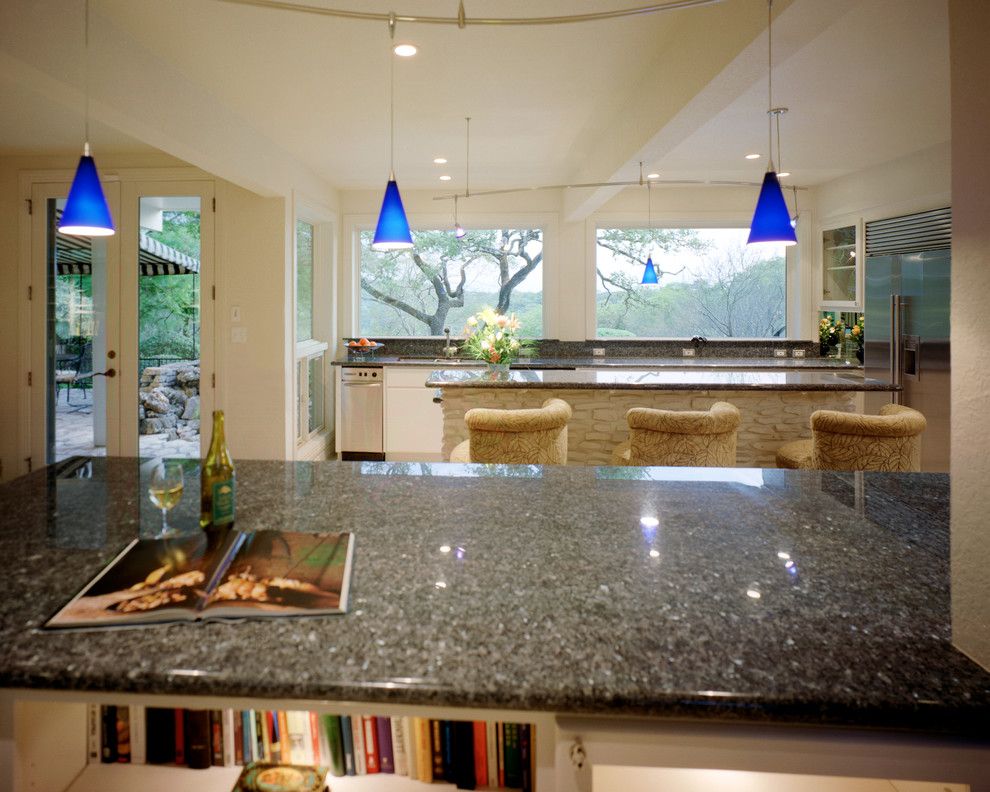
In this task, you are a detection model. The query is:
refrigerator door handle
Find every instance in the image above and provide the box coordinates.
[891,293,903,404]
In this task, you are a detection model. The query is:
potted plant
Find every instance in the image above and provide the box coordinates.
[461,307,530,374]
[851,315,865,362]
[819,316,844,357]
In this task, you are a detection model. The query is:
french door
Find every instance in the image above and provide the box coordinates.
[30,178,214,466]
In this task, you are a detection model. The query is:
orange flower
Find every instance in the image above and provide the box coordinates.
[489,350,501,363]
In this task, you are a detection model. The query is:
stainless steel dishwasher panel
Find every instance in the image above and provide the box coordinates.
[340,367,384,460]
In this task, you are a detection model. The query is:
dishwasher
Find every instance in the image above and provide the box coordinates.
[339,367,385,460]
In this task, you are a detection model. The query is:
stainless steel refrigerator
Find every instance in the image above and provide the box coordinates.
[864,207,951,472]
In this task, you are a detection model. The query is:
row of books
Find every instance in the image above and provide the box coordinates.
[88,705,535,791]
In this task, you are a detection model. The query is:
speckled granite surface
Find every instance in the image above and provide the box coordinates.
[335,356,863,371]
[1,459,987,735]
[427,369,894,391]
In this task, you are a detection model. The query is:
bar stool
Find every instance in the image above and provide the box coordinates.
[775,404,927,471]
[611,402,741,467]
[449,398,572,464]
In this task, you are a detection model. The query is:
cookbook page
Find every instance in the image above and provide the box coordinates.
[203,530,353,617]
[45,529,238,629]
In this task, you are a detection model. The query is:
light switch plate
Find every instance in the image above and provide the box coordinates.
[231,306,242,323]
[592,348,606,357]
[231,327,248,344]
[682,348,696,357]
[774,349,787,358]
[792,349,806,358]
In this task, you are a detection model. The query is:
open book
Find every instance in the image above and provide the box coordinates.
[45,528,354,630]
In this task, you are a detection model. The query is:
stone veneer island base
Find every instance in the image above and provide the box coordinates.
[440,388,859,467]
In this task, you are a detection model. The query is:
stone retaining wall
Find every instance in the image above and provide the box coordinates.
[138,361,200,441]
[441,388,858,467]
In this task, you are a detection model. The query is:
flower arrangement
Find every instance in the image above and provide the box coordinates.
[819,315,844,347]
[851,315,865,347]
[461,307,529,365]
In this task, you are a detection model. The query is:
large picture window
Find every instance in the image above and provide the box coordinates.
[359,228,544,337]
[595,228,786,338]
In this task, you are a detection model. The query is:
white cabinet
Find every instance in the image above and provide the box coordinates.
[820,219,864,309]
[384,367,447,462]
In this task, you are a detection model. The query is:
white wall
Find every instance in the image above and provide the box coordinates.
[948,0,990,670]
[338,183,802,344]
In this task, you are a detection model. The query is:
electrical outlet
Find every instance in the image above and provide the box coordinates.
[792,349,806,358]
[592,348,606,357]
[231,305,241,323]
[231,327,248,344]
[682,348,696,357]
[774,349,788,358]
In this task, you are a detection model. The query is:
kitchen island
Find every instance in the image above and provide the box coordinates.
[1,458,987,791]
[428,369,897,466]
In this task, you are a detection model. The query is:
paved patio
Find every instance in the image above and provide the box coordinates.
[55,390,199,461]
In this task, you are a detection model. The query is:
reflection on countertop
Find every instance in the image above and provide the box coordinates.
[0,457,985,736]
[335,355,863,370]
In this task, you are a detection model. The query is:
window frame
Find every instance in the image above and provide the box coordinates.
[586,212,800,340]
[343,211,558,339]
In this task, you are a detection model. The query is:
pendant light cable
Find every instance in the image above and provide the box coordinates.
[388,14,396,179]
[766,0,773,172]
[84,0,91,155]
[465,116,471,197]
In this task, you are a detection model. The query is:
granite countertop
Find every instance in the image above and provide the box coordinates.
[1,459,987,736]
[427,368,895,391]
[336,355,863,371]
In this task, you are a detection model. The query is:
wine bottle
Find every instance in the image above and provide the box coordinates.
[200,410,236,528]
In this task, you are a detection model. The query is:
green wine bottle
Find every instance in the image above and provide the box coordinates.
[200,410,236,528]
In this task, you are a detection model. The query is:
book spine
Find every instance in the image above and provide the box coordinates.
[130,705,146,765]
[504,722,521,788]
[401,716,416,778]
[321,714,346,777]
[174,708,185,765]
[285,711,307,765]
[209,710,223,766]
[486,720,498,788]
[453,720,477,790]
[86,704,100,764]
[277,711,290,763]
[309,711,322,766]
[362,715,379,773]
[266,711,279,763]
[441,720,454,782]
[241,710,254,764]
[100,705,117,764]
[341,715,356,776]
[520,723,532,792]
[414,717,433,784]
[391,715,408,776]
[376,716,394,773]
[184,709,212,770]
[116,706,131,764]
[256,710,269,762]
[430,719,444,780]
[473,720,488,788]
[234,710,244,765]
[496,722,504,788]
[223,709,236,766]
[145,708,175,765]
[351,713,366,775]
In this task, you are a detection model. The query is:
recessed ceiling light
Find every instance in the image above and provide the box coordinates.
[439,175,452,181]
[433,157,448,164]
[393,43,418,57]
[778,171,791,178]
[745,153,761,160]
[646,172,660,180]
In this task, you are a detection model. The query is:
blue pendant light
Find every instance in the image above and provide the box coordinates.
[371,18,413,252]
[642,255,659,284]
[748,0,797,248]
[60,143,115,237]
[60,0,114,237]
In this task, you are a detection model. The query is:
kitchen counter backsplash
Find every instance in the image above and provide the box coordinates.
[344,338,821,361]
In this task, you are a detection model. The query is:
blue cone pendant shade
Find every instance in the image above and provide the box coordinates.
[371,178,413,251]
[747,170,797,246]
[641,255,659,285]
[59,147,115,236]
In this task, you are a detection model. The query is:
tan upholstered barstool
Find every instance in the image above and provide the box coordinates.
[775,404,927,471]
[611,402,741,467]
[449,398,572,464]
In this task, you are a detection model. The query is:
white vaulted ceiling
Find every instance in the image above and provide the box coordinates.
[0,0,950,202]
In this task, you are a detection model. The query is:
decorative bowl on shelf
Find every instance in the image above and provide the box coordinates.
[344,339,384,359]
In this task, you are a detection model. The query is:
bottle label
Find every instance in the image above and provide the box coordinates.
[211,479,235,525]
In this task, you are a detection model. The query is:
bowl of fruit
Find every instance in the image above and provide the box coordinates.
[345,338,383,358]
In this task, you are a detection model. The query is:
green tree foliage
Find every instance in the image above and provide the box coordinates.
[296,221,314,341]
[145,210,200,258]
[360,229,543,337]
[141,210,201,360]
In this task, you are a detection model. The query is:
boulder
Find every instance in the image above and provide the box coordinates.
[181,395,200,421]
[140,389,171,415]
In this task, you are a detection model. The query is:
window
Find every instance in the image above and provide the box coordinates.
[359,228,544,337]
[296,220,314,342]
[595,228,786,338]
[294,217,329,451]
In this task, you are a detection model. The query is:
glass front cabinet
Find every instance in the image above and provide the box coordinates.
[820,220,862,308]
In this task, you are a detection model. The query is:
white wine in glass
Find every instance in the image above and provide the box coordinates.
[149,461,184,537]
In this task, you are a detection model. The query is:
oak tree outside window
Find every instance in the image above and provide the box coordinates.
[595,227,786,338]
[359,228,544,337]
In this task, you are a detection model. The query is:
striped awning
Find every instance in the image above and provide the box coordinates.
[55,218,200,277]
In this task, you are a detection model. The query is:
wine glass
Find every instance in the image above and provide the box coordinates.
[149,461,184,537]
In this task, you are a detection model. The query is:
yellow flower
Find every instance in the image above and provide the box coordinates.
[466,316,478,327]
[479,307,498,326]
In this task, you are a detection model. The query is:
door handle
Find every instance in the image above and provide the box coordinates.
[93,368,116,378]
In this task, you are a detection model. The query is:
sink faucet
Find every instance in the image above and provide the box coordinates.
[443,327,458,358]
